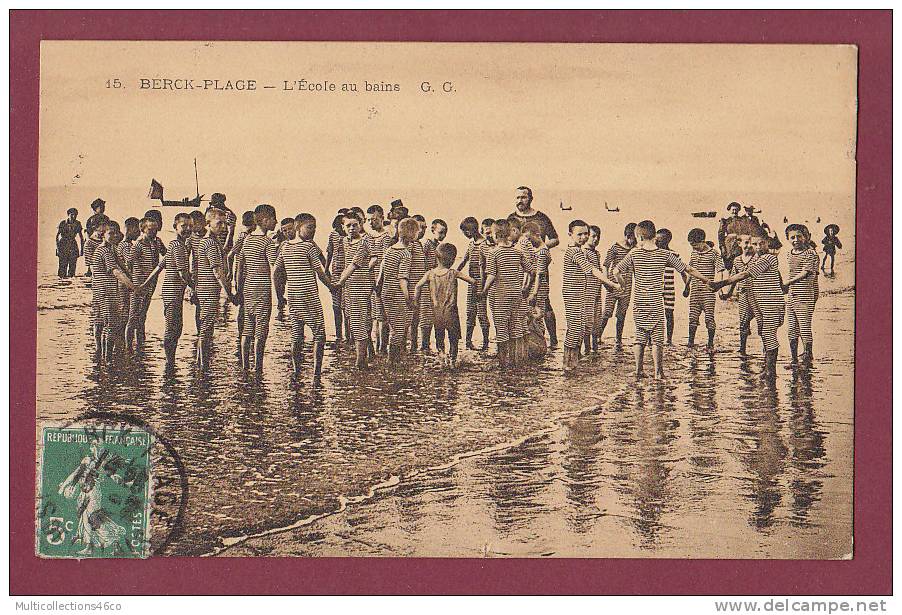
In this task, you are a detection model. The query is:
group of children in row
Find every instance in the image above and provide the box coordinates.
[77,191,823,384]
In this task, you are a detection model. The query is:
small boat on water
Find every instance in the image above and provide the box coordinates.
[148,159,204,207]
[605,202,620,213]
[692,211,718,218]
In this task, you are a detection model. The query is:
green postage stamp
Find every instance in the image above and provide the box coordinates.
[36,424,153,558]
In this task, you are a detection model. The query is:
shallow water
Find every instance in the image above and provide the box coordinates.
[36,271,853,558]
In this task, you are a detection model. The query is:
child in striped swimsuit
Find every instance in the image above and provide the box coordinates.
[457,217,490,351]
[510,219,536,365]
[194,209,238,370]
[83,220,106,279]
[419,219,448,351]
[523,222,550,339]
[784,224,820,366]
[379,217,418,363]
[116,218,140,338]
[615,220,712,379]
[655,228,686,346]
[274,213,334,380]
[325,214,349,343]
[90,222,138,361]
[415,242,479,368]
[187,210,209,335]
[685,228,725,349]
[336,213,378,369]
[125,217,161,350]
[721,234,758,355]
[583,225,603,354]
[161,213,194,368]
[407,220,428,353]
[229,211,257,356]
[482,219,530,367]
[599,223,637,348]
[714,235,786,381]
[562,220,620,372]
[273,217,295,320]
[236,204,279,372]
[366,205,392,353]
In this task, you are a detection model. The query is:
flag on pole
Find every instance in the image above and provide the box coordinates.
[148,179,164,200]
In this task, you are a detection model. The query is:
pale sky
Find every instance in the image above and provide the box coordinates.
[39,41,858,196]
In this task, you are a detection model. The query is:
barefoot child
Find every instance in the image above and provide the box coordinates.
[784,224,820,366]
[685,228,724,349]
[125,217,162,349]
[187,209,208,333]
[274,213,333,380]
[408,216,428,352]
[229,211,257,354]
[90,221,139,360]
[583,225,603,354]
[158,213,194,368]
[720,234,759,355]
[599,222,637,347]
[562,220,620,373]
[366,205,392,353]
[654,228,687,345]
[378,217,418,363]
[273,217,295,320]
[523,221,550,340]
[614,220,711,379]
[821,224,841,275]
[194,209,238,370]
[712,235,786,381]
[236,203,279,372]
[325,213,349,342]
[414,242,479,368]
[420,218,448,350]
[482,219,529,367]
[116,218,140,327]
[459,217,493,351]
[336,213,378,369]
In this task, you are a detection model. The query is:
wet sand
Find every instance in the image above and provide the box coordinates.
[36,259,854,558]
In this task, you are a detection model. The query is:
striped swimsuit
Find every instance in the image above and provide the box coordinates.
[747,253,785,352]
[485,245,527,345]
[188,232,208,332]
[369,231,392,322]
[563,246,596,349]
[731,255,758,336]
[116,239,136,327]
[327,230,346,307]
[688,248,724,329]
[342,236,376,342]
[408,240,427,326]
[90,245,126,338]
[583,246,602,331]
[162,237,191,347]
[380,245,412,346]
[615,248,687,346]
[83,236,102,273]
[194,236,226,344]
[239,233,278,342]
[603,243,632,319]
[534,246,551,314]
[127,239,161,337]
[786,248,819,345]
[516,236,538,333]
[275,240,327,344]
[465,239,489,324]
[662,263,676,311]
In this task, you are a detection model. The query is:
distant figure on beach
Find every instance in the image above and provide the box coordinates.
[821,224,842,275]
[55,208,84,278]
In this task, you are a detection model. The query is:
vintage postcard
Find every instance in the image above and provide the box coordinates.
[36,40,856,559]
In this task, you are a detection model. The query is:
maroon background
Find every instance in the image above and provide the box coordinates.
[10,10,891,595]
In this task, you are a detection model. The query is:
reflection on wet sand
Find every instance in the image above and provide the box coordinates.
[37,275,853,558]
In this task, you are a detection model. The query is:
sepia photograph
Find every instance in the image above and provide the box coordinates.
[33,39,857,561]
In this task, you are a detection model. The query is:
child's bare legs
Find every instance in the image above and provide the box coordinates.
[544,306,558,348]
[465,309,476,350]
[409,315,419,352]
[379,322,390,353]
[479,312,490,351]
[420,324,432,351]
[448,329,460,366]
[435,327,446,352]
[652,344,665,378]
[633,343,646,377]
[665,309,674,345]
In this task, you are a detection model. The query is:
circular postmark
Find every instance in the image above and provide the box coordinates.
[36,411,188,557]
